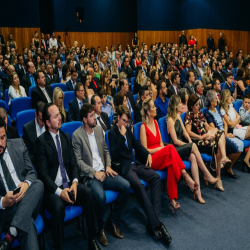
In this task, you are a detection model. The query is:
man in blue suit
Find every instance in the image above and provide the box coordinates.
[65,67,78,91]
[180,59,191,86]
[68,83,88,121]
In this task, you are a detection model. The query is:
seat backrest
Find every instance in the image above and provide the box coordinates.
[4,89,9,108]
[131,110,135,124]
[109,114,114,126]
[201,107,208,117]
[131,77,136,86]
[16,109,35,137]
[11,97,32,120]
[233,100,243,113]
[133,122,142,142]
[158,116,169,143]
[51,83,66,92]
[105,131,111,154]
[60,121,82,139]
[63,91,75,111]
[29,85,36,97]
[0,100,7,111]
[7,115,11,126]
[180,112,187,124]
[133,94,137,104]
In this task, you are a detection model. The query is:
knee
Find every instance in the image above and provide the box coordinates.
[52,201,65,219]
[122,180,131,195]
[152,171,160,182]
[192,143,198,151]
[32,179,44,196]
[93,189,106,205]
[189,153,196,162]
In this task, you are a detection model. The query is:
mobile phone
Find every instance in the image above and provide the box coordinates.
[13,186,21,195]
[107,95,112,102]
[68,191,75,202]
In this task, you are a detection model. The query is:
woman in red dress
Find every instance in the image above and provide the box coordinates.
[140,98,198,211]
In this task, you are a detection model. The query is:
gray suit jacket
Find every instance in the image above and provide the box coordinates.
[184,82,195,96]
[72,125,111,184]
[0,139,37,232]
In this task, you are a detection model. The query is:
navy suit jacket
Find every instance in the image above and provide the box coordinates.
[68,98,88,122]
[181,68,188,85]
[207,37,215,49]
[65,80,75,91]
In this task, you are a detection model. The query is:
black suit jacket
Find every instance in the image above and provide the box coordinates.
[31,85,53,109]
[108,124,149,176]
[75,62,81,71]
[7,126,19,139]
[207,37,215,50]
[120,67,133,83]
[68,98,88,122]
[34,130,79,194]
[89,77,100,94]
[98,112,111,131]
[127,91,135,110]
[21,73,32,96]
[22,119,37,163]
[134,100,142,124]
[213,70,226,83]
[167,84,180,98]
[45,74,59,85]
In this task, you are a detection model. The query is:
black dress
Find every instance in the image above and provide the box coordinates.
[169,119,192,160]
[236,76,247,99]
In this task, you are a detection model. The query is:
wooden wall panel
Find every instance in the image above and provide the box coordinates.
[56,32,134,51]
[1,28,40,54]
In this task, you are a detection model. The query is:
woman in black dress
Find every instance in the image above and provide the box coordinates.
[236,67,247,99]
[132,32,139,48]
[167,95,218,204]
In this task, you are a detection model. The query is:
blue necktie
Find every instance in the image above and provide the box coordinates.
[29,74,35,86]
[79,101,83,110]
[55,134,69,189]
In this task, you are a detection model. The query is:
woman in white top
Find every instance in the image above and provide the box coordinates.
[8,72,27,105]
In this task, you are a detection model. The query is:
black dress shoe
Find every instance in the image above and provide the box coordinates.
[225,170,237,179]
[0,241,11,250]
[107,220,123,239]
[88,239,101,250]
[155,223,172,245]
[242,161,250,173]
[98,229,108,246]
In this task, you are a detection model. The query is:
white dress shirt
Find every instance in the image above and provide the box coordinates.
[35,118,45,137]
[76,98,83,110]
[0,148,31,209]
[39,86,52,103]
[87,130,105,172]
[49,38,58,49]
[49,131,77,197]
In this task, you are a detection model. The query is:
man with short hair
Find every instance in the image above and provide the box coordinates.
[44,51,50,65]
[169,56,179,72]
[225,72,237,100]
[180,59,191,85]
[31,71,53,109]
[213,61,226,83]
[68,83,88,121]
[34,104,99,250]
[108,106,172,246]
[223,59,234,75]
[207,32,215,51]
[99,54,107,71]
[218,32,226,52]
[53,58,62,79]
[212,78,222,102]
[194,80,206,109]
[72,103,130,247]
[21,62,36,96]
[66,67,78,91]
[195,58,205,78]
[233,52,242,68]
[91,95,110,135]
[134,86,150,124]
[179,30,187,47]
[115,51,122,68]
[22,101,46,163]
[87,67,100,93]
[49,32,58,49]
[14,55,26,80]
[167,72,181,98]
[75,55,84,72]
[184,70,195,96]
[45,63,59,85]
[0,118,44,250]
[118,79,135,112]
[120,56,133,83]
[154,80,169,118]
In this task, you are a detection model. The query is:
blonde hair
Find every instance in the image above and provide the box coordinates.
[10,72,22,96]
[141,97,152,123]
[136,70,144,85]
[219,89,231,115]
[166,95,181,122]
[53,87,66,119]
[111,60,119,76]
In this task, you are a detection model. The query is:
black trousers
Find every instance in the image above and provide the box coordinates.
[123,163,161,230]
[43,183,96,250]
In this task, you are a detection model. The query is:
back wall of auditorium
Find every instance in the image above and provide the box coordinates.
[0,0,250,56]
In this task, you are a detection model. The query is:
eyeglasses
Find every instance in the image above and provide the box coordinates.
[121,118,129,124]
[58,97,63,100]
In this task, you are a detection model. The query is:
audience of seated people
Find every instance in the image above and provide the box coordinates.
[1,31,250,249]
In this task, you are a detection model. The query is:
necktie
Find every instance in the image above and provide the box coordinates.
[97,117,107,132]
[176,87,179,94]
[39,126,43,137]
[1,156,17,191]
[80,64,83,71]
[42,89,51,103]
[127,99,132,113]
[55,135,69,189]
[92,79,97,90]
[79,101,83,110]
[125,138,128,148]
[200,97,204,109]
[118,60,121,68]
[217,93,221,101]
[30,75,35,86]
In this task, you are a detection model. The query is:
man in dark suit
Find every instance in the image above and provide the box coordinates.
[68,83,88,121]
[0,108,19,139]
[0,118,44,250]
[108,106,172,246]
[212,78,222,103]
[14,55,26,81]
[167,72,181,98]
[91,95,110,134]
[207,32,215,51]
[194,80,207,109]
[45,63,59,85]
[72,103,130,246]
[75,55,84,72]
[0,59,10,93]
[34,104,99,250]
[87,67,100,94]
[22,102,46,164]
[21,62,36,96]
[218,32,226,52]
[213,61,226,83]
[31,71,53,109]
[53,58,62,80]
[179,30,187,47]
[184,70,196,96]
[65,67,78,91]
[120,56,133,83]
[180,59,191,86]
[134,86,150,124]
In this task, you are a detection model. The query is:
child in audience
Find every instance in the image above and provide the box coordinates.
[239,94,250,125]
[99,89,114,117]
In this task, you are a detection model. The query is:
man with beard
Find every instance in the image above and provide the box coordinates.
[72,103,130,247]
[34,104,99,250]
[154,80,169,118]
[0,118,44,250]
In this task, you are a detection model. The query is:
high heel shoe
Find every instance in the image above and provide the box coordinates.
[182,172,199,192]
[193,192,205,204]
[214,179,225,191]
[221,157,231,170]
[242,161,250,173]
[224,169,237,179]
[203,175,218,186]
[169,199,180,214]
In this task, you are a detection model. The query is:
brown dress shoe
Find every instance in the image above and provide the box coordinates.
[108,221,124,239]
[98,229,108,246]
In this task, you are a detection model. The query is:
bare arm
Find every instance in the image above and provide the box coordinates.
[223,112,240,127]
[237,80,246,92]
[185,123,207,140]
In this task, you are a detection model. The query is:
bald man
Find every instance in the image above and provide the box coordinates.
[87,67,100,93]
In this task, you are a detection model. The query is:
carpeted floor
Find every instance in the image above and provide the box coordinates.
[43,162,250,250]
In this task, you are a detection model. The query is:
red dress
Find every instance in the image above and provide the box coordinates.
[143,120,186,200]
[135,59,141,66]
